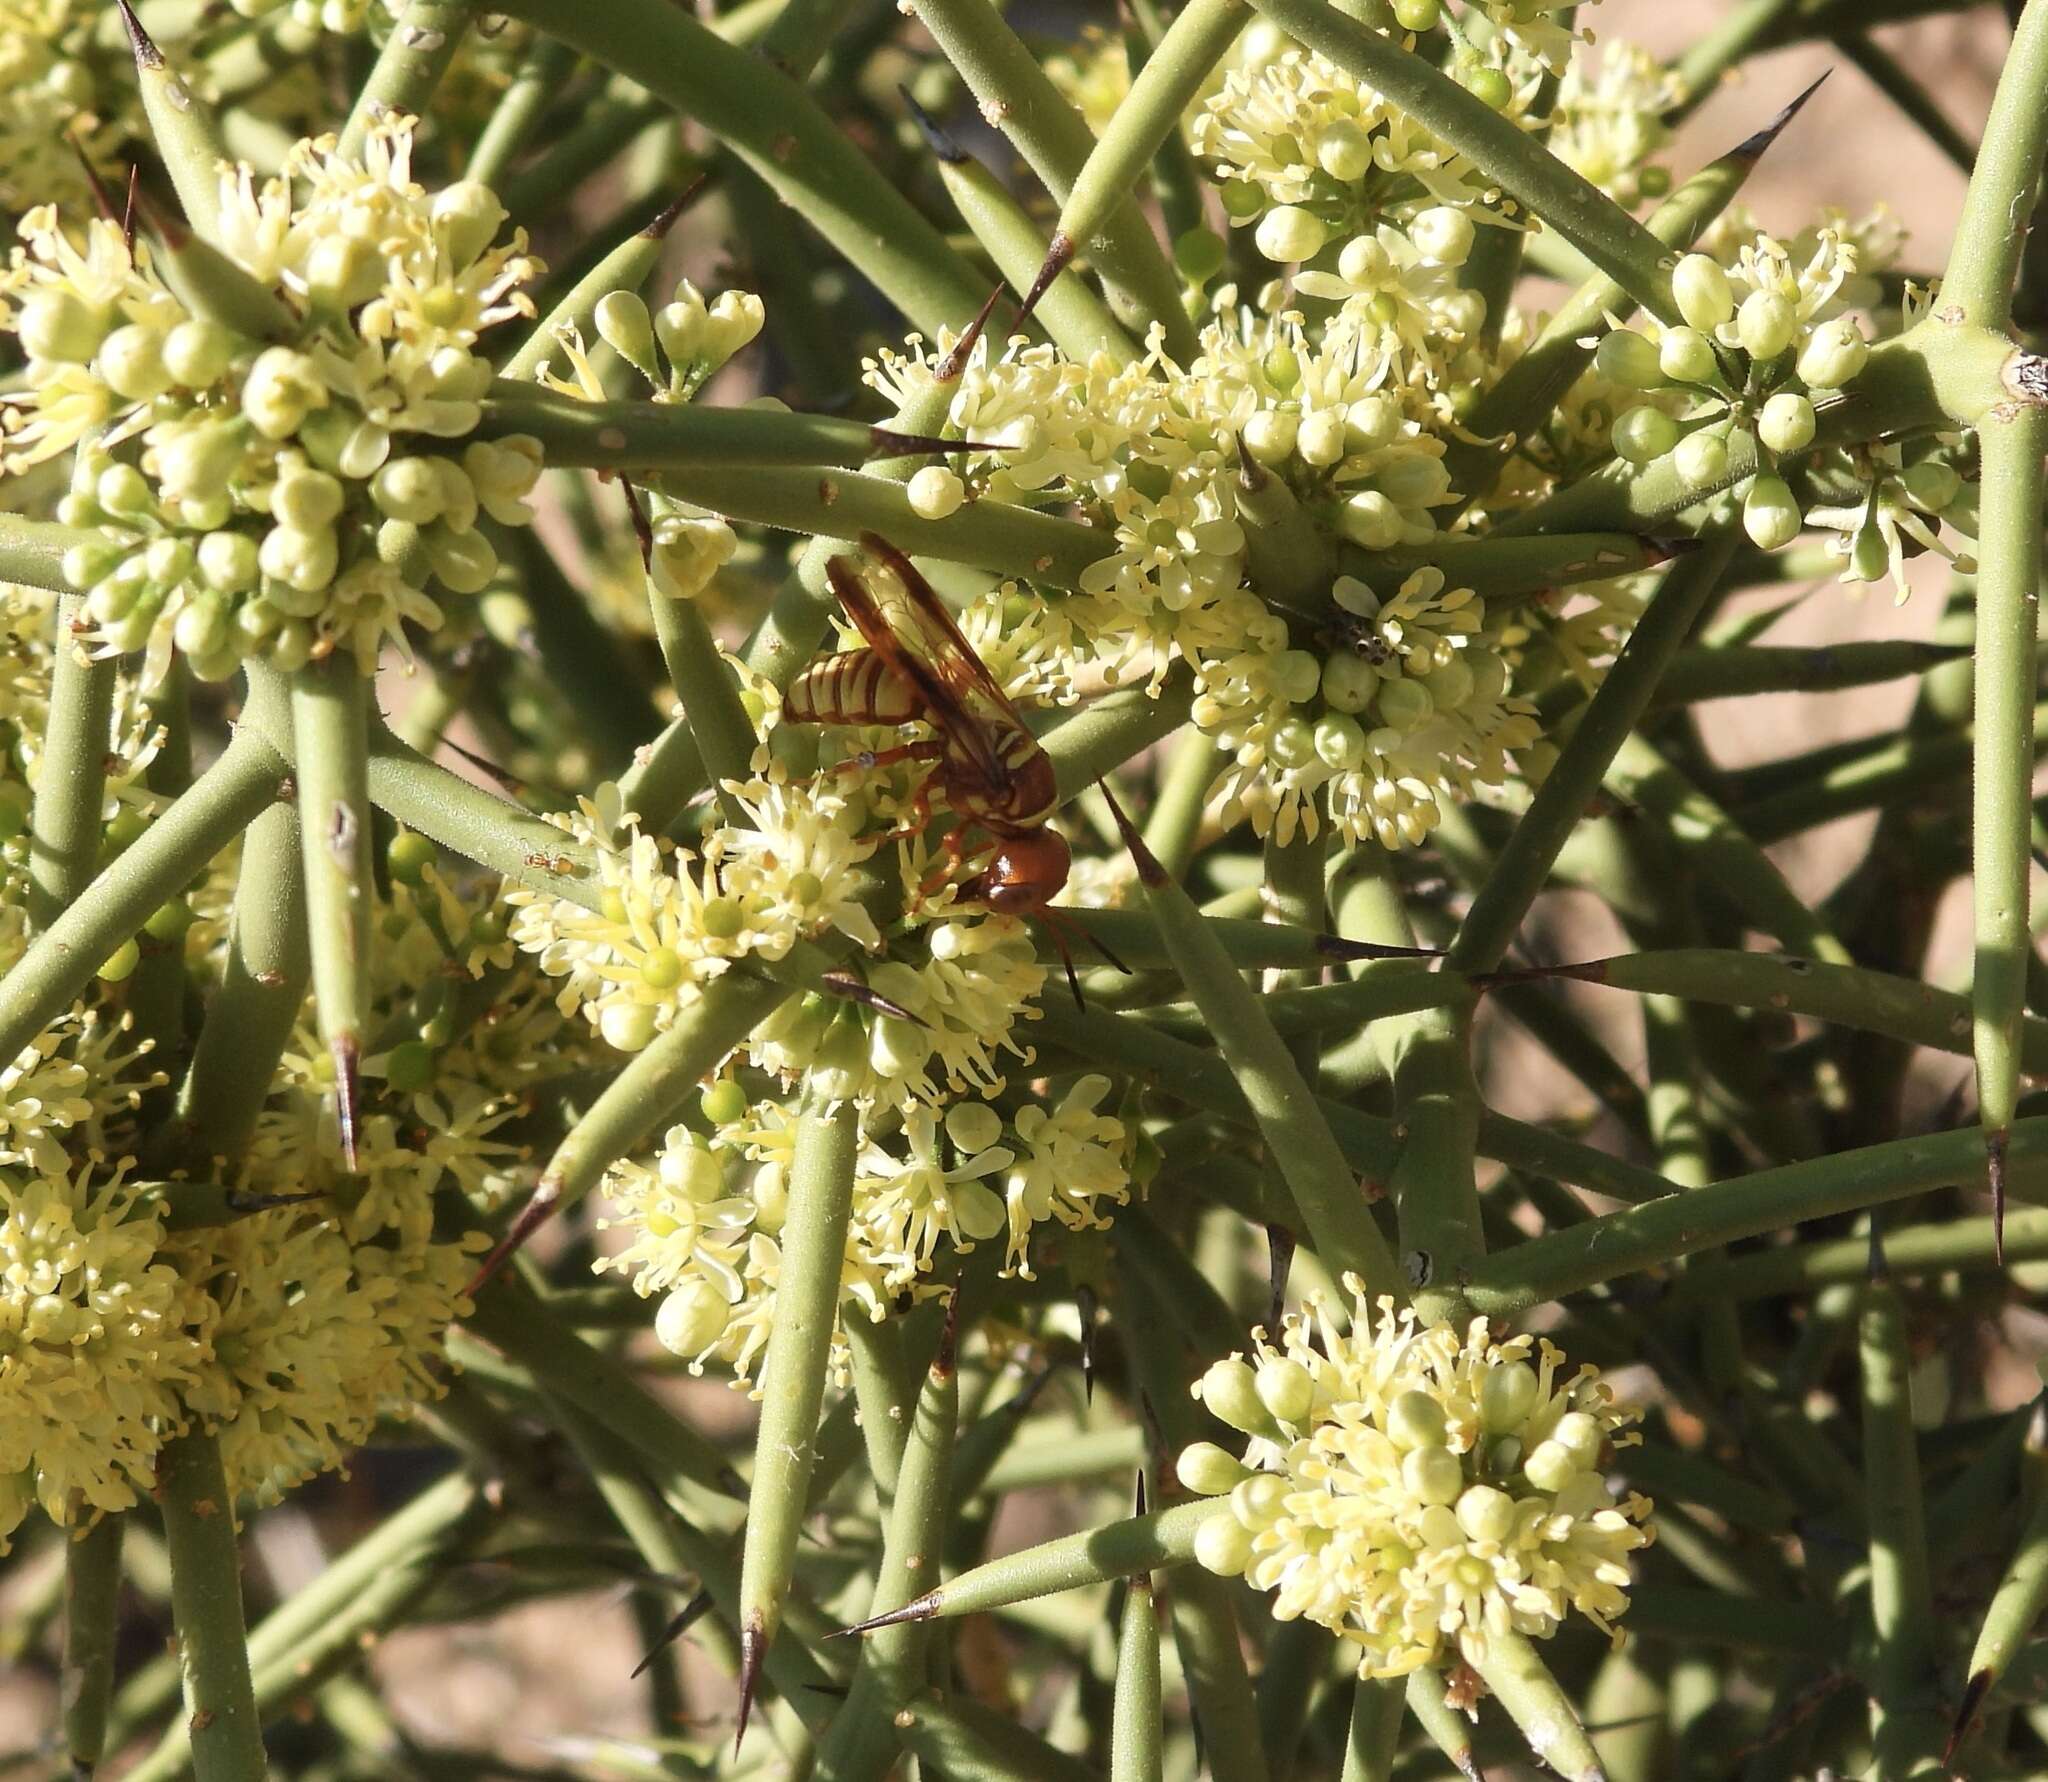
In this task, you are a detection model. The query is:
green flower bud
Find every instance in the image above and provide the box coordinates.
[1657,325,1717,386]
[144,896,194,942]
[1735,289,1796,361]
[1197,1356,1282,1439]
[1757,391,1816,455]
[1173,227,1228,284]
[85,574,139,627]
[1612,405,1679,465]
[1345,395,1401,451]
[304,234,381,309]
[388,830,437,885]
[371,456,445,524]
[426,524,498,594]
[1671,427,1729,488]
[153,420,244,504]
[1268,715,1317,771]
[1552,1409,1603,1464]
[1254,205,1329,264]
[18,288,109,363]
[1522,1438,1577,1493]
[1392,0,1441,29]
[1242,409,1298,465]
[655,1278,731,1357]
[62,538,121,590]
[1321,652,1379,714]
[1846,521,1892,582]
[1454,1483,1515,1543]
[172,592,230,659]
[242,346,327,441]
[1795,316,1868,389]
[162,318,237,388]
[1901,460,1961,512]
[274,466,346,532]
[197,530,260,593]
[1671,253,1735,331]
[385,1038,437,1093]
[1592,328,1664,391]
[906,465,965,520]
[431,179,507,265]
[258,524,339,596]
[1742,473,1802,550]
[1316,119,1373,182]
[1462,65,1511,110]
[96,462,153,519]
[1296,409,1348,467]
[98,936,142,983]
[96,323,172,402]
[1271,649,1322,704]
[266,618,315,673]
[701,1079,748,1126]
[1313,712,1366,770]
[1177,1442,1251,1497]
[1479,1361,1538,1433]
[595,290,660,378]
[1387,1389,1447,1452]
[1255,1357,1315,1426]
[1337,490,1402,550]
[1193,1511,1254,1577]
[1402,1443,1464,1506]
[1220,179,1265,221]
[1409,205,1473,268]
[1377,676,1433,729]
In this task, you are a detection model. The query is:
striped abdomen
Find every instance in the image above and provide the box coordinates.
[784,648,921,727]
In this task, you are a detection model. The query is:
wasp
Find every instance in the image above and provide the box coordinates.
[785,532,1120,999]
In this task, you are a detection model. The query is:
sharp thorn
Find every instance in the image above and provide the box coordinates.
[1012,231,1075,338]
[464,1180,563,1298]
[936,278,1008,384]
[123,164,140,255]
[1097,780,1165,887]
[1133,1470,1147,1517]
[332,1036,362,1173]
[1726,67,1832,161]
[1266,1224,1295,1333]
[1642,532,1704,562]
[1235,429,1270,494]
[630,1588,713,1679]
[116,0,165,68]
[1945,1667,1994,1768]
[620,480,655,569]
[898,84,966,163]
[833,1591,941,1637]
[1866,1219,1888,1282]
[639,169,713,238]
[1313,933,1444,963]
[865,427,1009,459]
[819,969,929,1027]
[735,1617,766,1754]
[1989,1127,2010,1267]
[935,1284,962,1377]
[1076,1282,1098,1406]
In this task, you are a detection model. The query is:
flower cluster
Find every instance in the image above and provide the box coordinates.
[1552,41,1685,209]
[597,1073,1133,1389]
[3,118,543,681]
[1179,1286,1652,1678]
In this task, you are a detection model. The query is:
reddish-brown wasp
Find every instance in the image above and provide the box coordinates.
[785,532,1120,999]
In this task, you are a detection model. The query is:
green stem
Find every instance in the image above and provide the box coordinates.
[120,0,227,239]
[288,661,374,1159]
[172,802,307,1168]
[465,35,577,188]
[1672,1206,2048,1301]
[1646,639,1966,709]
[1248,0,1678,320]
[1940,0,2048,328]
[27,594,115,926]
[0,726,283,1065]
[1961,1453,2048,1734]
[1972,405,2045,1224]
[1834,33,1975,173]
[736,1091,858,1743]
[156,1430,264,1782]
[913,0,1198,358]
[62,1514,124,1779]
[1109,1566,1164,1782]
[501,194,681,380]
[1462,1116,2048,1314]
[1450,522,1737,974]
[1469,1629,1603,1782]
[337,0,475,161]
[0,513,79,594]
[492,0,991,334]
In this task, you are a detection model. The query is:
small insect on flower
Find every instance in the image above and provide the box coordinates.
[784,533,1122,1002]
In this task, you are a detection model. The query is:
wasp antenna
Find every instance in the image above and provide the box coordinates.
[630,1588,714,1679]
[820,969,930,1027]
[936,278,1008,383]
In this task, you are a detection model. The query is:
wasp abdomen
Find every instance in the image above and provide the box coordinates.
[784,648,920,727]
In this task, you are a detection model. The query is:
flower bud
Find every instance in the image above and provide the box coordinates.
[1345,395,1401,451]
[1242,409,1298,464]
[1268,715,1317,770]
[1742,473,1802,549]
[242,346,327,440]
[1462,65,1512,110]
[98,936,142,983]
[304,234,380,309]
[1296,409,1348,467]
[1402,1443,1464,1506]
[372,455,445,524]
[173,592,232,658]
[1271,649,1322,704]
[1321,652,1379,714]
[1592,328,1664,391]
[1421,654,1473,711]
[1177,1442,1250,1496]
[1846,520,1891,582]
[600,1000,659,1052]
[704,291,766,366]
[1316,119,1373,182]
[596,291,660,378]
[1735,290,1796,361]
[1392,0,1440,24]
[1671,253,1735,331]
[153,420,246,505]
[95,462,153,518]
[1657,325,1717,386]
[17,288,109,362]
[656,1278,731,1357]
[426,523,497,594]
[1552,1409,1603,1465]
[1197,1356,1282,1439]
[1612,406,1679,464]
[945,1100,1002,1153]
[258,524,339,595]
[62,538,122,590]
[1255,1358,1315,1426]
[1522,1438,1577,1492]
[1377,676,1433,729]
[1455,1483,1515,1543]
[144,536,193,588]
[1255,205,1328,264]
[1409,205,1474,268]
[1757,391,1816,454]
[1336,490,1402,550]
[1479,1361,1538,1433]
[274,466,346,532]
[1901,459,1961,512]
[1387,1389,1448,1452]
[162,318,237,388]
[1313,712,1366,770]
[431,180,507,266]
[96,323,172,401]
[1672,427,1728,487]
[1193,1511,1254,1576]
[1796,315,1867,388]
[906,464,965,520]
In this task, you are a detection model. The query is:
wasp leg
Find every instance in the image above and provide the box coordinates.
[831,739,946,777]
